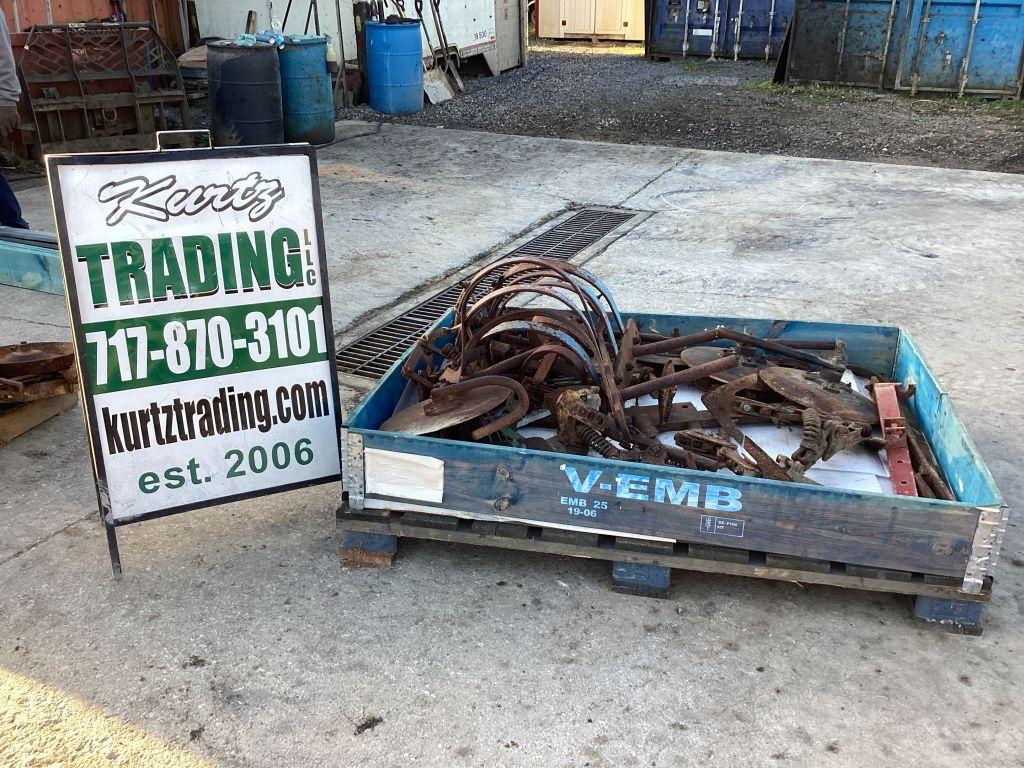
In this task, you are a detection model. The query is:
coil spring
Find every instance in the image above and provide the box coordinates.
[799,408,822,450]
[576,423,624,460]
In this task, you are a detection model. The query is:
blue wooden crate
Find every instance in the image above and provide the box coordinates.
[341,311,1006,601]
[0,229,64,294]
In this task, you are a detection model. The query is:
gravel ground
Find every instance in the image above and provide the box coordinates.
[337,41,1024,173]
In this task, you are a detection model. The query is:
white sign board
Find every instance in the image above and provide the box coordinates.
[48,145,342,565]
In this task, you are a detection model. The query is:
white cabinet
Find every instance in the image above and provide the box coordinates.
[564,0,597,35]
[538,0,645,41]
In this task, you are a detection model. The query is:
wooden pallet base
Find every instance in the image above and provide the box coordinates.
[337,507,990,631]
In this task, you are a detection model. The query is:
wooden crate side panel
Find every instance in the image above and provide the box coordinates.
[357,430,980,577]
[629,313,900,375]
[896,330,1001,507]
[346,360,410,430]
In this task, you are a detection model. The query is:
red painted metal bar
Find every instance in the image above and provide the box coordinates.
[874,382,918,497]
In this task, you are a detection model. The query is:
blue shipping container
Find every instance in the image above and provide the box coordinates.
[786,0,1024,96]
[646,0,793,60]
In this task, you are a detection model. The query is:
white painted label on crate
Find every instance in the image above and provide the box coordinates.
[557,463,743,523]
[692,28,713,36]
[364,449,445,503]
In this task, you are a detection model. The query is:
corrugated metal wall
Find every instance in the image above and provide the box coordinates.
[0,0,184,51]
[645,0,792,60]
[785,0,1024,97]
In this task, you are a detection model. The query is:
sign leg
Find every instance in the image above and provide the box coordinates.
[104,521,123,581]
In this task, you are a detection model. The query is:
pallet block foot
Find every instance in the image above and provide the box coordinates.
[611,561,671,598]
[340,531,398,568]
[913,595,984,635]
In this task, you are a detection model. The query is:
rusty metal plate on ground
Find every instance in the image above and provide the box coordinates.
[380,385,511,435]
[759,367,878,424]
[0,342,75,377]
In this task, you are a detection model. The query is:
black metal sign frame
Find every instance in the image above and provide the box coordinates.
[47,144,343,578]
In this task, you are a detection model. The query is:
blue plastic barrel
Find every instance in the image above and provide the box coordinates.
[279,35,336,144]
[366,20,423,115]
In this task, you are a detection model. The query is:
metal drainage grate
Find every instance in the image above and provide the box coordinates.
[336,208,637,379]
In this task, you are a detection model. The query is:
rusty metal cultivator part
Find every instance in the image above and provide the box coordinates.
[384,256,954,497]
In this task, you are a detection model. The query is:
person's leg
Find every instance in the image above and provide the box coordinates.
[0,171,29,228]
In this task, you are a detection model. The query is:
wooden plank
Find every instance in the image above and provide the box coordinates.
[400,511,461,529]
[0,394,78,444]
[358,430,980,578]
[689,544,750,564]
[845,565,913,582]
[614,536,674,555]
[765,554,831,573]
[338,510,991,602]
[540,528,600,547]
[0,376,77,404]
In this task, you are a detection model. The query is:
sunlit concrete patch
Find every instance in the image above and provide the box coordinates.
[0,668,216,768]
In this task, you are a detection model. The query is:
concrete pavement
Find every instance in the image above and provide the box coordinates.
[1,121,1021,768]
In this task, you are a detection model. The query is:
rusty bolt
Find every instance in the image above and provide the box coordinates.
[496,465,511,481]
[494,496,511,512]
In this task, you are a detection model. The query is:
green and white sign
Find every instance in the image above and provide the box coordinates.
[48,145,342,540]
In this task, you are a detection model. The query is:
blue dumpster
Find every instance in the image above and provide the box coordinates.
[366,20,424,115]
[279,35,336,144]
[645,0,793,60]
[785,0,1024,97]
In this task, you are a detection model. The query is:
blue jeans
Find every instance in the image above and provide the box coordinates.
[0,171,29,228]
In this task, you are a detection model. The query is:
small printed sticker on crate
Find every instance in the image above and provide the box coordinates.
[699,514,745,538]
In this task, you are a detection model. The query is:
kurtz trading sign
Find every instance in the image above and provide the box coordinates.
[48,146,342,574]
